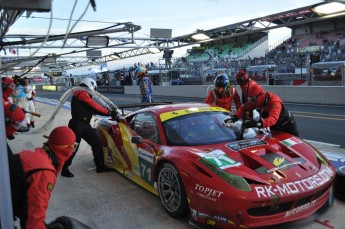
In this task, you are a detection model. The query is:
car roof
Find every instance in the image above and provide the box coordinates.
[142,102,213,116]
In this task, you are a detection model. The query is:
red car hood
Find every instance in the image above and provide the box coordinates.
[181,136,333,185]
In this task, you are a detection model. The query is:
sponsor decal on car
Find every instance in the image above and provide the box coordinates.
[284,200,316,217]
[226,139,267,151]
[255,167,335,198]
[160,107,228,122]
[260,153,303,173]
[190,208,230,225]
[197,150,241,169]
[281,137,302,147]
[138,148,154,163]
[194,184,224,201]
[266,161,302,174]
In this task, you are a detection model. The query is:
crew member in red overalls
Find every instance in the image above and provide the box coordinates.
[235,69,262,104]
[2,77,28,144]
[9,126,76,229]
[204,74,241,112]
[228,83,299,136]
[62,77,119,177]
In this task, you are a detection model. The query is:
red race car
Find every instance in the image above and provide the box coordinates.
[95,102,336,229]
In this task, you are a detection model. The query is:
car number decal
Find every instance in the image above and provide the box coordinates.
[160,107,228,122]
[138,148,154,185]
[197,150,241,169]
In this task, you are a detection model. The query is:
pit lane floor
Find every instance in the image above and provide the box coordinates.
[8,101,345,229]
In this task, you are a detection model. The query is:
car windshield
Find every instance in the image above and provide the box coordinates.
[162,111,237,146]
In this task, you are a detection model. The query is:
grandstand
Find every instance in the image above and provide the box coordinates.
[172,15,345,86]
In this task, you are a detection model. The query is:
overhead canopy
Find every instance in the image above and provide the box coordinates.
[312,61,345,69]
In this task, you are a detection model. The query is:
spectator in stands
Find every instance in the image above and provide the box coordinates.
[227,83,299,137]
[205,74,241,112]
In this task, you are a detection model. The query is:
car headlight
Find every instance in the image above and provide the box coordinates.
[200,158,252,192]
[307,144,330,168]
[314,149,330,167]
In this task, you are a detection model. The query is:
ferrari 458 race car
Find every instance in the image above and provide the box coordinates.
[95,102,336,229]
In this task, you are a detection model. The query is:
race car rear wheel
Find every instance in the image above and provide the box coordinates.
[334,166,345,202]
[157,163,188,218]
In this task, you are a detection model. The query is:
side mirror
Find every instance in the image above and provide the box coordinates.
[131,136,143,144]
[131,136,156,148]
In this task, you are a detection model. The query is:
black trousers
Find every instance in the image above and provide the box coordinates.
[272,120,300,137]
[64,118,104,169]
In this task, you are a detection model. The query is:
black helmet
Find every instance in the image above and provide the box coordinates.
[214,74,229,89]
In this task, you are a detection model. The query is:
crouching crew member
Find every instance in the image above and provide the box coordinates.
[9,126,76,229]
[229,83,299,137]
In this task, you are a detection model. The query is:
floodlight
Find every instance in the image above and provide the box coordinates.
[86,36,109,47]
[191,33,210,41]
[148,47,161,54]
[191,30,210,41]
[110,52,121,60]
[312,2,345,15]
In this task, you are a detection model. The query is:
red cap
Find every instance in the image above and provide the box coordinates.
[2,77,14,85]
[44,126,76,146]
[236,70,248,85]
[247,81,264,98]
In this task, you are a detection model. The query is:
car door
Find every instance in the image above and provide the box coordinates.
[130,112,160,187]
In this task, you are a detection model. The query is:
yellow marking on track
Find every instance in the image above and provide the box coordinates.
[292,114,345,121]
[292,111,345,118]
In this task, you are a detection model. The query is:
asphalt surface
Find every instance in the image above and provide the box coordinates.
[7,97,345,229]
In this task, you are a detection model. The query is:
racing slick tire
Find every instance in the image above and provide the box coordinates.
[333,166,345,202]
[157,162,188,218]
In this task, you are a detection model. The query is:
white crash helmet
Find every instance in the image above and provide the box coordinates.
[80,77,97,91]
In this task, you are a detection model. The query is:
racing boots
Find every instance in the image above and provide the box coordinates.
[61,167,74,177]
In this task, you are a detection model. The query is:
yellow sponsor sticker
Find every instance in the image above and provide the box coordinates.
[160,107,228,122]
[47,183,54,191]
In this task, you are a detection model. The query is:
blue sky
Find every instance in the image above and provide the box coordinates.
[8,0,322,70]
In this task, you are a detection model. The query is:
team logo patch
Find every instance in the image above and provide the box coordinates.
[47,183,54,191]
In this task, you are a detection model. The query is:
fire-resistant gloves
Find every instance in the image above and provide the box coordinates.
[109,109,120,122]
[243,119,263,128]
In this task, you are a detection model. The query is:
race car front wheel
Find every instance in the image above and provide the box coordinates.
[158,162,188,218]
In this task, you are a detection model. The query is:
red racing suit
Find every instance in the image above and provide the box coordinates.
[3,96,26,138]
[205,86,241,112]
[234,92,299,136]
[70,90,109,122]
[11,148,57,229]
[65,89,110,169]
